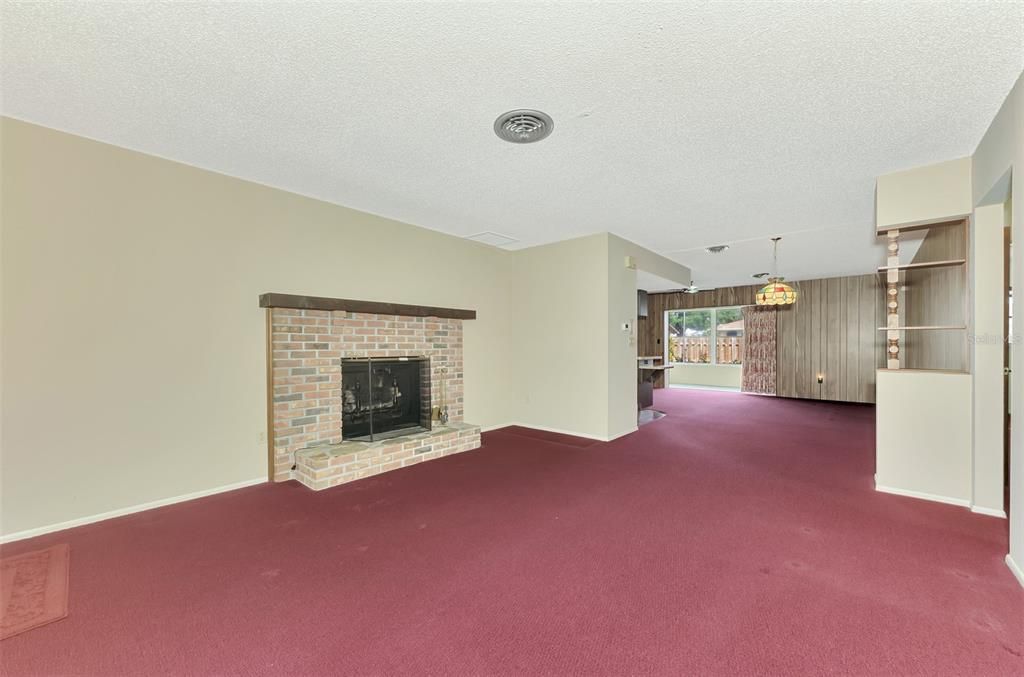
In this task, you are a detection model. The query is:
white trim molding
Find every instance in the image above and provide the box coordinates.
[875,479,1006,517]
[1007,554,1024,589]
[970,505,1007,518]
[480,422,517,433]
[0,478,266,544]
[505,422,612,442]
[480,422,635,443]
[874,483,971,508]
[606,426,639,442]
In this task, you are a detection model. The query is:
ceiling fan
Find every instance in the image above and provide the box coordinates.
[680,281,715,294]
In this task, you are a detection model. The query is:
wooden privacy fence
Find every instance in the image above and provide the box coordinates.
[669,336,743,364]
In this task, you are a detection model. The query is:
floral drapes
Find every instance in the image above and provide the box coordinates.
[741,305,777,395]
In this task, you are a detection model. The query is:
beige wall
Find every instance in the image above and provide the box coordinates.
[606,235,689,439]
[0,118,521,536]
[511,234,611,439]
[513,233,689,441]
[0,119,687,536]
[972,71,1023,582]
[971,203,1007,516]
[875,370,972,505]
[876,156,973,229]
[668,364,742,388]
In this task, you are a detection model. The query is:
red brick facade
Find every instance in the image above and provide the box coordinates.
[295,422,481,490]
[269,308,469,482]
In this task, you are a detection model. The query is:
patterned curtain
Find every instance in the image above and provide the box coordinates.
[741,306,777,395]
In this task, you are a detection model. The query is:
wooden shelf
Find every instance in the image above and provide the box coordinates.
[877,325,967,331]
[878,215,969,371]
[259,293,476,319]
[877,258,966,272]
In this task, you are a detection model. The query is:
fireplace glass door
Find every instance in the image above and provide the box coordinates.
[341,357,431,442]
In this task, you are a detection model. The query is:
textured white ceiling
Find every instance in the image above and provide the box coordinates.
[2,2,1021,287]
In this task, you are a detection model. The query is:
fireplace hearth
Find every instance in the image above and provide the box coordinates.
[265,303,478,485]
[341,357,431,441]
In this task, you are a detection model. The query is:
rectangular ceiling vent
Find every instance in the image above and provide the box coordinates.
[465,231,519,248]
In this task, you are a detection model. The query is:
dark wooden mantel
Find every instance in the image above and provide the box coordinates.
[259,293,476,320]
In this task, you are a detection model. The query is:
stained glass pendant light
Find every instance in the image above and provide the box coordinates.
[755,237,798,305]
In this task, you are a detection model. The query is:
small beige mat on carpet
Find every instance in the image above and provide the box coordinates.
[1,544,70,640]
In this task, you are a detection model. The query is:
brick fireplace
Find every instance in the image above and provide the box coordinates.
[262,294,481,490]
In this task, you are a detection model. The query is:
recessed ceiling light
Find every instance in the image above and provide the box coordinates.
[705,245,729,254]
[494,109,554,144]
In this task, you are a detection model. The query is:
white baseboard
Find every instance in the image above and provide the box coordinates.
[874,482,971,508]
[482,422,634,443]
[875,485,1007,520]
[605,426,639,441]
[0,477,266,544]
[480,422,516,433]
[1007,554,1024,589]
[970,505,1007,518]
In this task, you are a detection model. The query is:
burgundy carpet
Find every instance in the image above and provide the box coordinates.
[0,389,1020,675]
[0,544,69,640]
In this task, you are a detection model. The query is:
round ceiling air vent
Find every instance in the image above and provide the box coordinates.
[494,109,554,144]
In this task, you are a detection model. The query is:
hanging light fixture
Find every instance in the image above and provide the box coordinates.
[755,237,798,305]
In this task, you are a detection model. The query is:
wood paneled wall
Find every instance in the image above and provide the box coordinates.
[775,276,884,403]
[903,224,969,371]
[638,274,883,403]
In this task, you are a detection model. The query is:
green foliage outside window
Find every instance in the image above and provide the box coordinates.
[668,307,744,365]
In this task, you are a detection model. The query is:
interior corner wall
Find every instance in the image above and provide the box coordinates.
[0,117,518,537]
[606,235,690,439]
[606,237,639,440]
[509,234,611,439]
[509,234,688,441]
[971,71,1022,580]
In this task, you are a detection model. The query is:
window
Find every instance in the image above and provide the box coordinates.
[667,307,745,365]
[714,307,744,364]
[668,309,712,363]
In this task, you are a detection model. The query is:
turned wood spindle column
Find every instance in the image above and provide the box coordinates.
[885,230,901,369]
